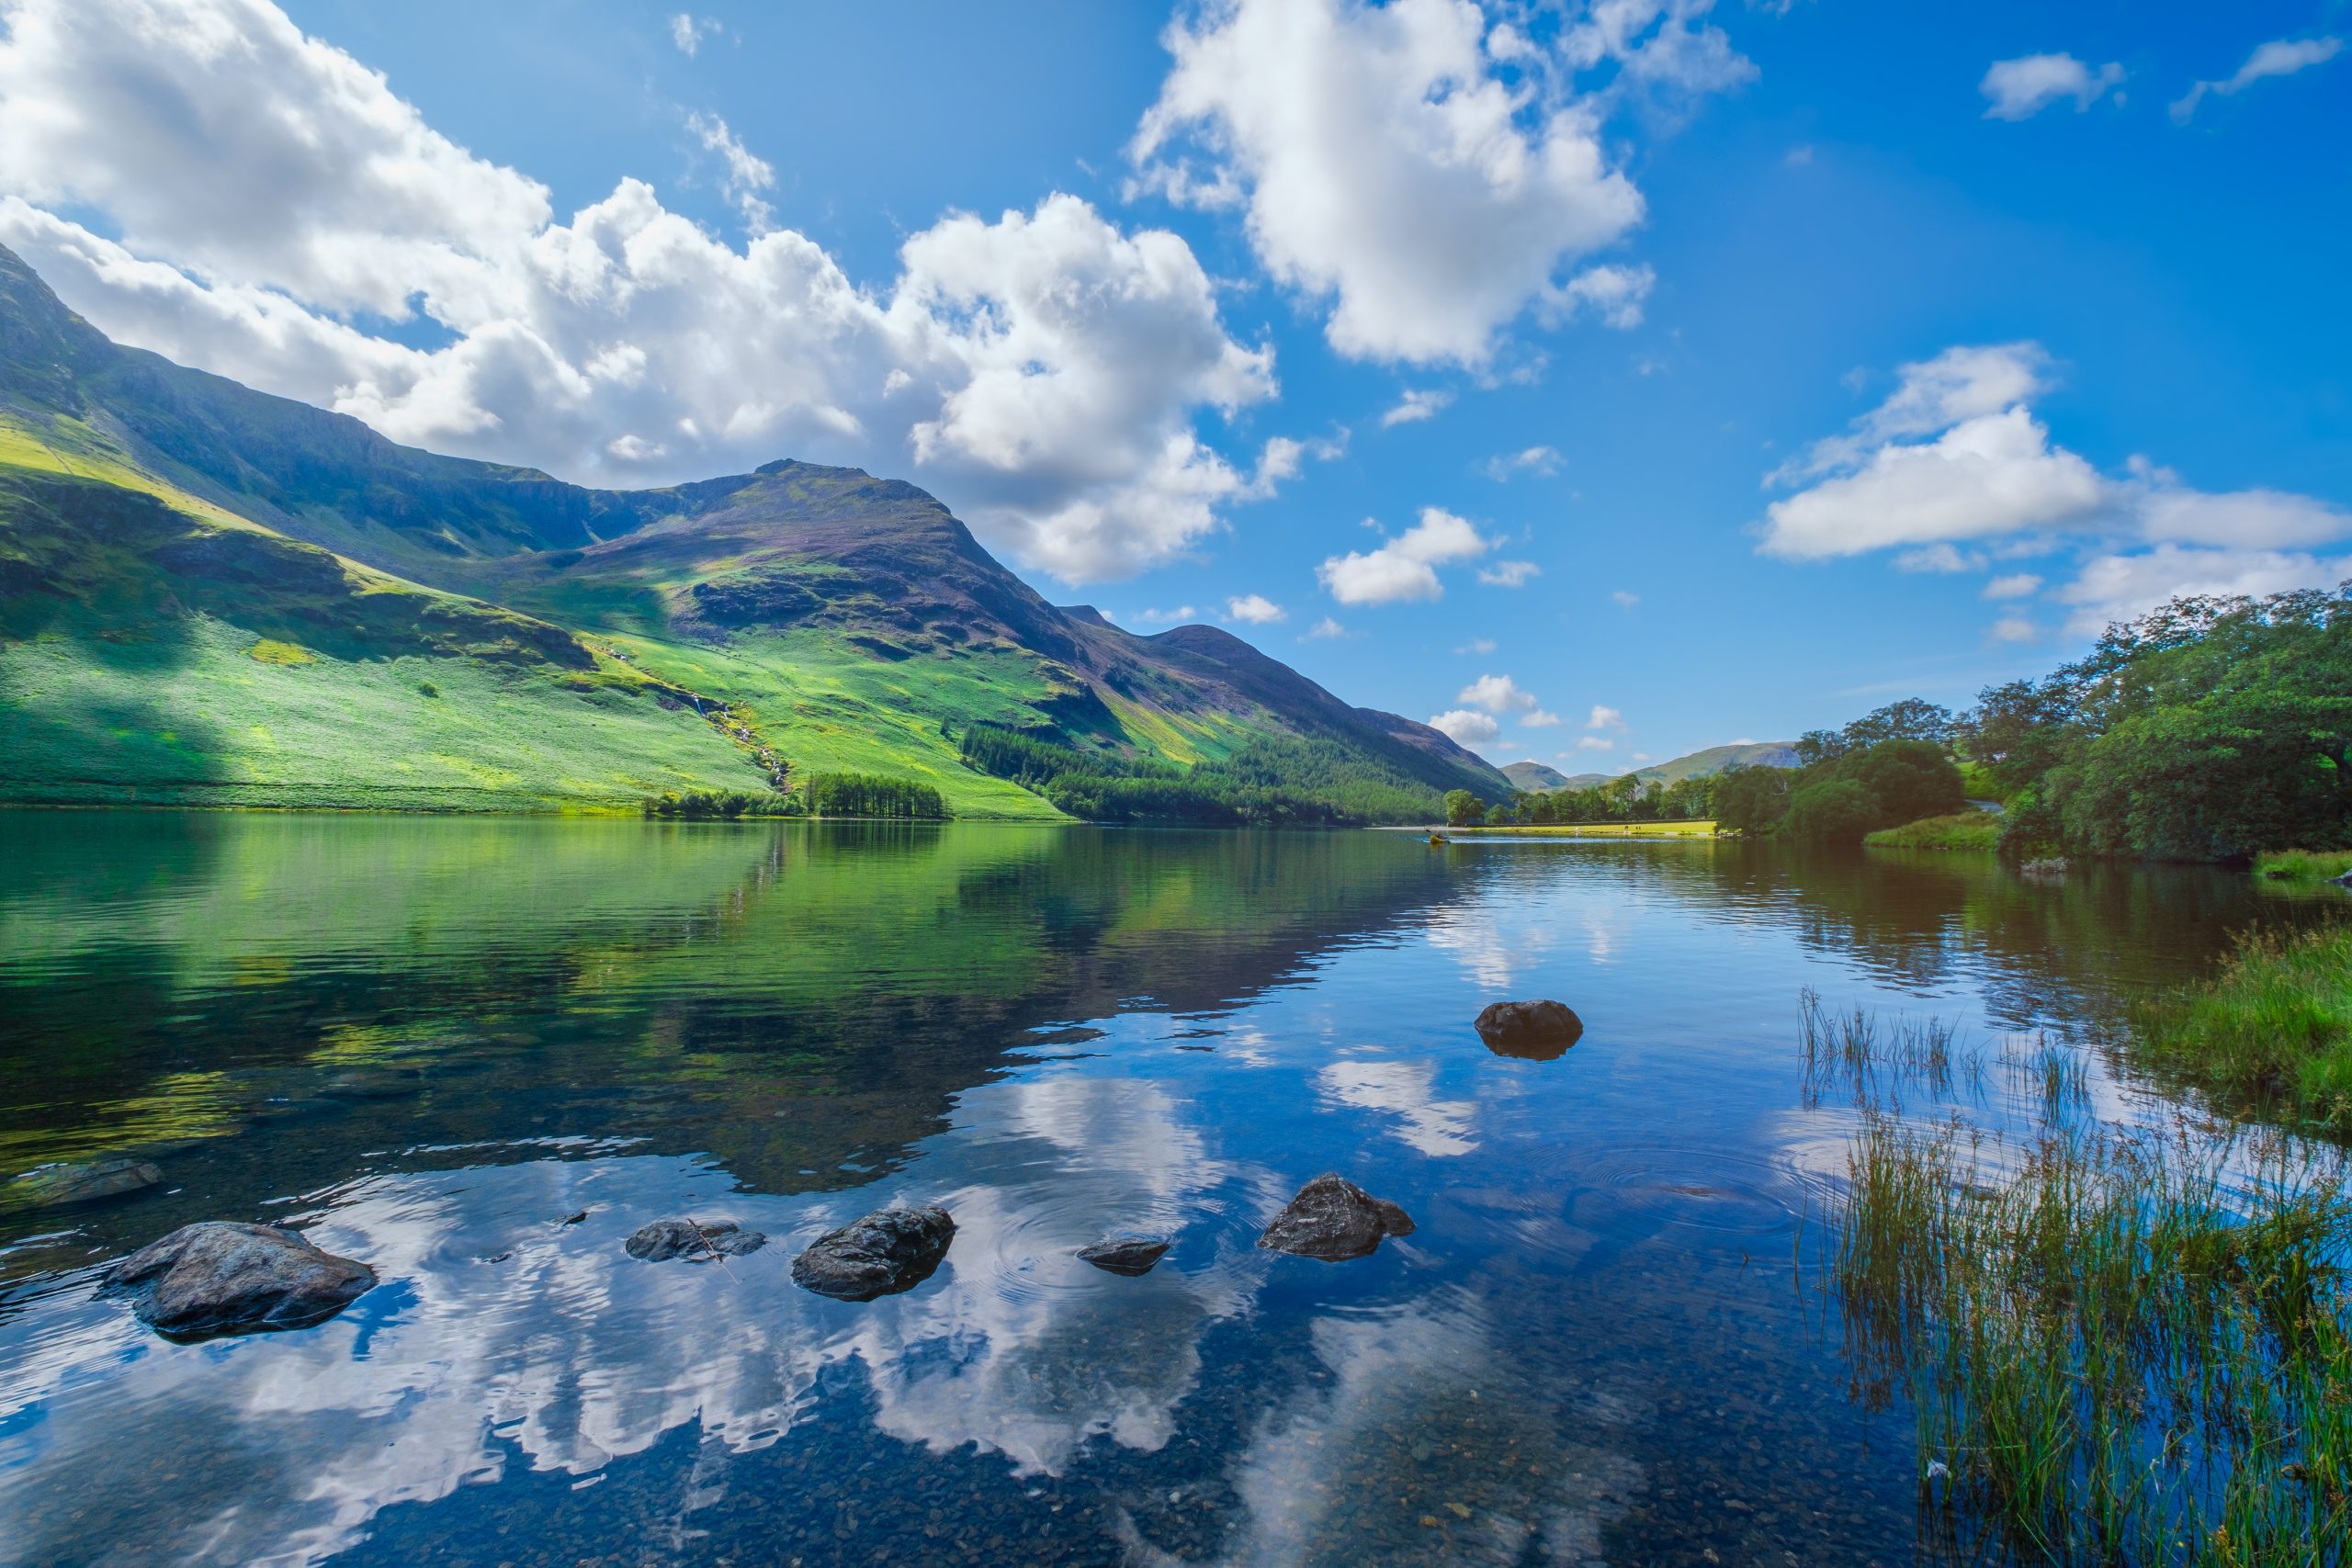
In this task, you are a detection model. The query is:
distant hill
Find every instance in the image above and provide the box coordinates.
[1503,742,1798,795]
[1633,742,1799,785]
[0,243,1508,818]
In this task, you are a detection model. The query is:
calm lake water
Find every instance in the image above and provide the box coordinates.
[0,813,2324,1566]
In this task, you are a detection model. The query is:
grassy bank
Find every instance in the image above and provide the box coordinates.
[2258,850,2352,884]
[2132,923,2352,1133]
[1440,818,1715,838]
[1864,811,2001,852]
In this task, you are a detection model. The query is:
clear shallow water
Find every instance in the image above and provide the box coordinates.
[0,813,2314,1566]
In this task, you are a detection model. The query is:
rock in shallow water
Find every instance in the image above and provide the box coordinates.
[791,1204,956,1301]
[1076,1234,1171,1276]
[8,1157,164,1209]
[105,1221,375,1339]
[1258,1174,1415,1261]
[624,1218,765,1262]
[1474,999,1585,1060]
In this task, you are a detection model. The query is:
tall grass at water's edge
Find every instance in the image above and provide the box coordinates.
[1801,984,2352,1562]
[1864,812,2004,852]
[2257,850,2352,885]
[1827,1111,2352,1566]
[2132,924,2352,1136]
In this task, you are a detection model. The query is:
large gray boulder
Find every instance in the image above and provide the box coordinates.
[624,1218,765,1262]
[1258,1174,1415,1261]
[791,1204,956,1301]
[105,1222,375,1339]
[8,1157,163,1209]
[1474,999,1584,1060]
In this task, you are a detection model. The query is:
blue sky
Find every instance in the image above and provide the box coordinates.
[1,1,2346,769]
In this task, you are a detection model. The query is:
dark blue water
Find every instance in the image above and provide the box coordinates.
[0,815,2306,1565]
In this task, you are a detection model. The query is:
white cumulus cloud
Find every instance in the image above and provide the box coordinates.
[1129,0,1651,366]
[1317,506,1491,604]
[1380,387,1453,427]
[685,110,775,233]
[0,0,1275,585]
[1979,53,2123,120]
[1224,592,1286,624]
[1587,704,1625,730]
[2173,36,2343,123]
[1426,708,1502,745]
[1457,672,1539,713]
[1476,559,1540,587]
[1762,343,2352,636]
[1479,444,1563,480]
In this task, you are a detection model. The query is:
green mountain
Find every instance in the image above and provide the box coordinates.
[1500,761,1570,792]
[0,245,1507,818]
[1633,741,1798,785]
[1501,743,1797,795]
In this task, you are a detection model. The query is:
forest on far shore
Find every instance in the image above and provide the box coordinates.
[1449,584,2352,864]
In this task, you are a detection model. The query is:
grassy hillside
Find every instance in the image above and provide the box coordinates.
[0,243,1507,819]
[1632,741,1798,785]
[1501,761,1569,791]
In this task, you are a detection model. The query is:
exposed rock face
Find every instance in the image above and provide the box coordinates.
[8,1157,164,1208]
[791,1204,956,1301]
[105,1222,375,1339]
[1258,1174,1415,1261]
[1474,999,1585,1060]
[623,1219,766,1262]
[1076,1234,1171,1277]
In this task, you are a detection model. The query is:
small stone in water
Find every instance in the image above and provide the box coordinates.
[624,1218,765,1262]
[790,1203,956,1301]
[1076,1234,1170,1276]
[105,1220,375,1339]
[9,1157,164,1209]
[1258,1173,1415,1261]
[1472,999,1584,1060]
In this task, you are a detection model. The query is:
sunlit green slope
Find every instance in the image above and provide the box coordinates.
[0,243,1507,818]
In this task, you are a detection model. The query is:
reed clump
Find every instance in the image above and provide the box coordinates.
[1831,1112,2352,1564]
[2132,924,2352,1135]
[1800,987,1973,1111]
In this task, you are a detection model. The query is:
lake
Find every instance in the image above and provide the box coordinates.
[0,813,2312,1566]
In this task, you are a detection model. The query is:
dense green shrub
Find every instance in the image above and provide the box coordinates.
[642,790,781,818]
[1785,779,1882,844]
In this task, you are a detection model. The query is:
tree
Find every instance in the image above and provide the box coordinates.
[1713,763,1792,836]
[1444,789,1483,827]
[1785,779,1881,845]
[1840,739,1963,828]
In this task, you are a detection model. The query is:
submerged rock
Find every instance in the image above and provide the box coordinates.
[1259,1174,1415,1261]
[1076,1233,1171,1277]
[624,1218,766,1262]
[8,1157,164,1209]
[2019,857,2069,878]
[791,1204,956,1301]
[105,1221,375,1339]
[1474,999,1585,1060]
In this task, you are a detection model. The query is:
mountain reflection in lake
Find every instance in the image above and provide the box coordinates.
[0,815,2307,1565]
